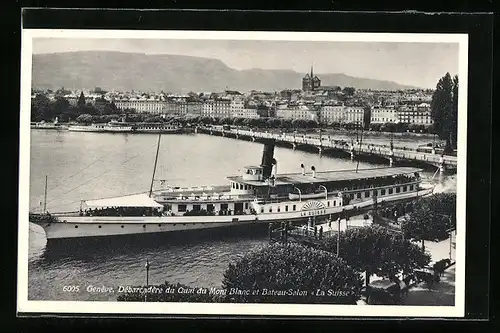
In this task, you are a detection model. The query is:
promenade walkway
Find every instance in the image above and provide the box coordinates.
[403,265,455,306]
[200,127,457,170]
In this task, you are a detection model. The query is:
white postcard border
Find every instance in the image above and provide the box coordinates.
[18,29,468,317]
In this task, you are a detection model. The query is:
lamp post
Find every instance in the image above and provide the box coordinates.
[145,259,150,286]
[336,212,343,257]
[437,213,454,261]
[144,259,150,302]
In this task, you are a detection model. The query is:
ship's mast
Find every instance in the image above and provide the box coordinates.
[356,120,364,173]
[149,134,162,197]
[43,175,48,213]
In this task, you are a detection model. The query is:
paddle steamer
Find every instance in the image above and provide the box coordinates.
[67,120,182,134]
[29,137,434,241]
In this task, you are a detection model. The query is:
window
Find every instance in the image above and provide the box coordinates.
[221,203,228,210]
[260,208,264,213]
[293,205,296,211]
[389,188,393,194]
[245,202,249,209]
[381,189,386,195]
[396,187,401,193]
[193,204,201,211]
[269,207,273,213]
[285,205,289,212]
[403,186,407,192]
[409,184,414,191]
[327,201,330,207]
[178,204,187,212]
[365,191,370,198]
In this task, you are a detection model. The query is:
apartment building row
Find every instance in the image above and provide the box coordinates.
[275,104,364,124]
[371,103,433,125]
[111,97,260,119]
[275,103,433,126]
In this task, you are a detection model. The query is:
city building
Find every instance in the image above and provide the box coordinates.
[370,106,399,124]
[201,98,232,118]
[275,104,317,121]
[302,65,321,92]
[345,106,365,125]
[164,97,202,117]
[113,97,165,114]
[398,103,433,125]
[318,104,345,124]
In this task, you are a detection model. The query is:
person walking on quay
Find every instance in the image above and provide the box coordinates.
[314,226,318,238]
[319,226,323,239]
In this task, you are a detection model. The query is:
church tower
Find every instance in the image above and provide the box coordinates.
[302,64,321,92]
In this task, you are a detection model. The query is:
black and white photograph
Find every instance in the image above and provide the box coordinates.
[18,29,468,317]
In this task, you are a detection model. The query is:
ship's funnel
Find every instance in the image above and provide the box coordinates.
[311,165,316,178]
[301,163,305,175]
[260,139,276,179]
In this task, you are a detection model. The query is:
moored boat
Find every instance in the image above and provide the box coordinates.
[132,122,183,134]
[31,118,67,130]
[29,137,434,242]
[68,121,134,133]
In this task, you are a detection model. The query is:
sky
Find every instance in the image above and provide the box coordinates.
[32,38,460,89]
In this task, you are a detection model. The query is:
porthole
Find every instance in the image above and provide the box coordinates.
[121,225,124,228]
[98,225,102,228]
[158,224,162,227]
[74,225,78,228]
[143,224,146,228]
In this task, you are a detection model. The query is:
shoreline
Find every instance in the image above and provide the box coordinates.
[31,123,439,140]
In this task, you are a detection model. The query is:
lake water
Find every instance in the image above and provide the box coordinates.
[26,130,454,301]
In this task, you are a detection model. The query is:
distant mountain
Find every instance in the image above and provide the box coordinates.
[31,51,420,93]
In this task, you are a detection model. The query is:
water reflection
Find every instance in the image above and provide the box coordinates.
[35,224,268,266]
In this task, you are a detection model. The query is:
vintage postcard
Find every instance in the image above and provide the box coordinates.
[18,29,468,317]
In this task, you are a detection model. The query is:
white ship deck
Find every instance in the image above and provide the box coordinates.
[228,166,422,187]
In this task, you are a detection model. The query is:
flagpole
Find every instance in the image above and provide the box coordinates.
[43,175,48,213]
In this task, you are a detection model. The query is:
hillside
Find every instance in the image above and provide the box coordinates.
[32,51,419,93]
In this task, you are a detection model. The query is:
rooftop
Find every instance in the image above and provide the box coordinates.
[227,167,422,187]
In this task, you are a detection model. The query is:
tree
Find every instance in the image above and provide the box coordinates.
[321,225,430,286]
[343,87,356,96]
[75,114,93,124]
[222,242,363,304]
[363,107,371,130]
[77,91,86,109]
[401,193,456,249]
[431,72,458,151]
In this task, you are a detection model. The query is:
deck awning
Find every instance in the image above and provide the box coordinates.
[83,193,163,209]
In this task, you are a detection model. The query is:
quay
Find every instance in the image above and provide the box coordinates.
[197,126,457,173]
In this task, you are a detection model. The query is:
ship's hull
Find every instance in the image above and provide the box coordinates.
[30,188,432,241]
[68,126,134,133]
[31,125,67,130]
[68,126,107,132]
[133,128,183,134]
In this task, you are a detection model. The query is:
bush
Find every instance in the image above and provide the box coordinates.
[222,242,362,304]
